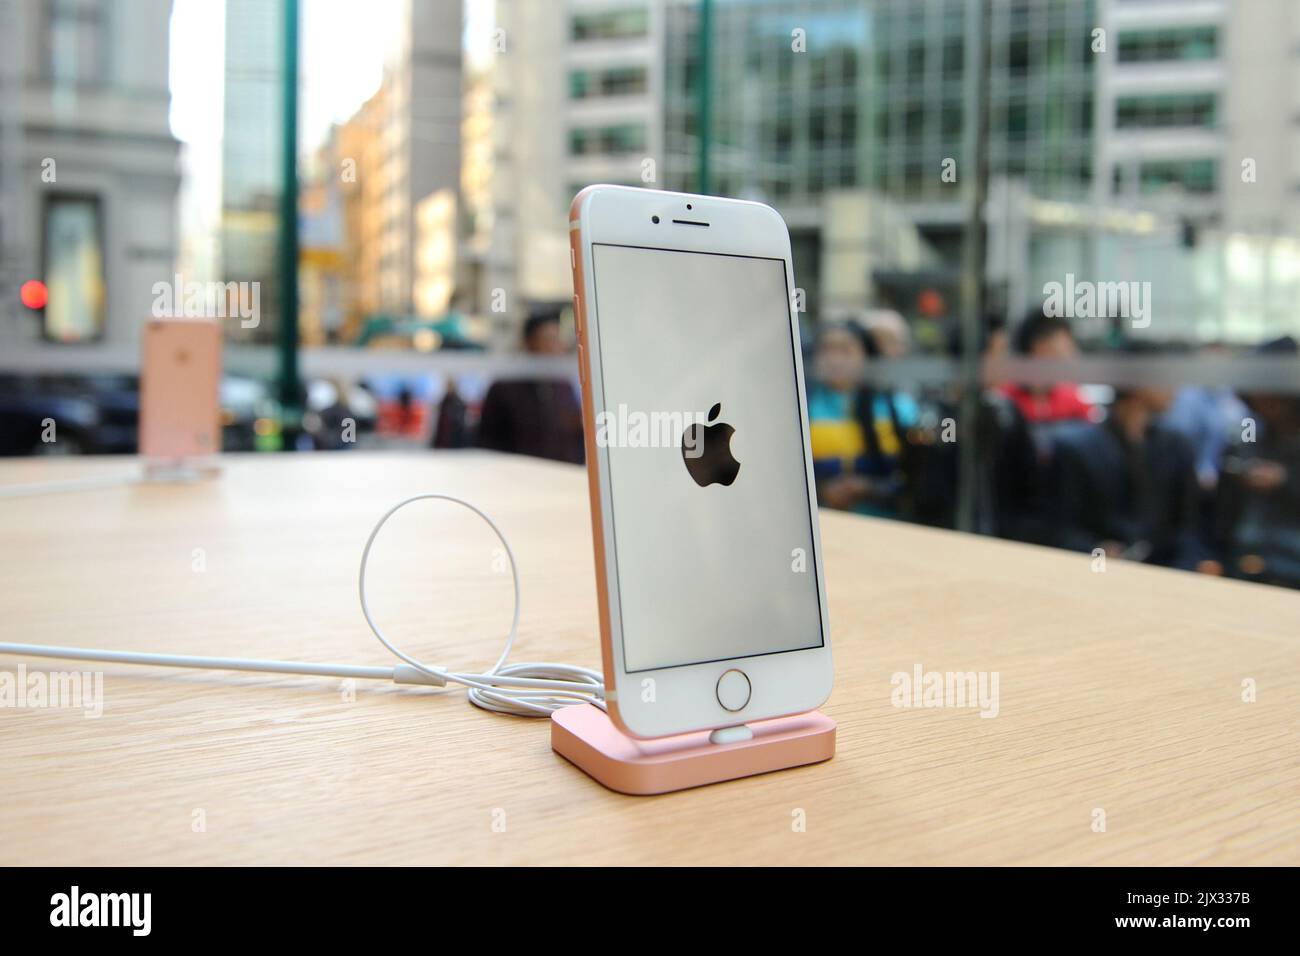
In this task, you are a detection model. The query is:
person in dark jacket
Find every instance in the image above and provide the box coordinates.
[476,313,584,464]
[1214,337,1300,587]
[1051,385,1212,571]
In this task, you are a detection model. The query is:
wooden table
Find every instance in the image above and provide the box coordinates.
[1,453,1296,865]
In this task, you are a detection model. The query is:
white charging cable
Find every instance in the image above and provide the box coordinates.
[0,493,604,717]
[0,464,206,499]
[0,470,144,499]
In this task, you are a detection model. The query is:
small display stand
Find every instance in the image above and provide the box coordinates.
[551,703,835,795]
[142,459,218,483]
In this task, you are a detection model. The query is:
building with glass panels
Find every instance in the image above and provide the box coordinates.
[1100,0,1227,223]
[1094,0,1300,342]
[221,0,285,344]
[664,0,1098,211]
[565,2,664,199]
[662,0,1100,315]
[486,0,1300,341]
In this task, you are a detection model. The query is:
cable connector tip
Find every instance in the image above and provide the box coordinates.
[392,664,447,687]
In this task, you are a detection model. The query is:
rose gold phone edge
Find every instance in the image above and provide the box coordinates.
[569,189,623,733]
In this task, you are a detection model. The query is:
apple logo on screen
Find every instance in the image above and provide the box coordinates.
[681,402,740,487]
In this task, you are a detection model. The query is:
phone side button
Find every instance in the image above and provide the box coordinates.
[577,343,586,386]
[572,294,583,336]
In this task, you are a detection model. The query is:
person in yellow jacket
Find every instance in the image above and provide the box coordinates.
[807,322,918,517]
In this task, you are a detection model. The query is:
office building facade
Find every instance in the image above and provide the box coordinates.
[326,0,461,338]
[482,0,666,342]
[663,0,1099,230]
[221,0,284,344]
[380,0,463,316]
[1098,0,1300,232]
[660,0,1099,318]
[0,0,179,347]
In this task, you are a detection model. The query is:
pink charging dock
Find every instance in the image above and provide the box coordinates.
[551,703,836,795]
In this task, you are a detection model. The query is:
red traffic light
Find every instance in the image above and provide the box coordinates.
[20,279,49,310]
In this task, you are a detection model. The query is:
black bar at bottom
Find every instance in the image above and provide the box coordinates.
[1,866,1282,941]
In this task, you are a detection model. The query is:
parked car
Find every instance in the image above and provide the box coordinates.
[0,374,135,455]
[0,373,273,456]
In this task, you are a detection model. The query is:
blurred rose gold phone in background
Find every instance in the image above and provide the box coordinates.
[139,319,222,464]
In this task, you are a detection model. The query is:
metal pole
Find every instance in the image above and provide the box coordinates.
[277,0,302,427]
[956,0,991,533]
[696,0,712,194]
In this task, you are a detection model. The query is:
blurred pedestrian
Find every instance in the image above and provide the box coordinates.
[1162,344,1249,491]
[1215,337,1300,586]
[999,308,1095,424]
[807,321,918,517]
[431,377,472,449]
[1052,386,1210,571]
[477,313,584,464]
[311,378,357,451]
[864,309,912,360]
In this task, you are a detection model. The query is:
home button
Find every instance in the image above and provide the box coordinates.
[716,669,751,712]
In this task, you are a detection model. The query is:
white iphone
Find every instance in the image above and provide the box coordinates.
[569,185,832,738]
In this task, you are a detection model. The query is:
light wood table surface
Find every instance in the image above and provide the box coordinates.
[1,452,1296,865]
